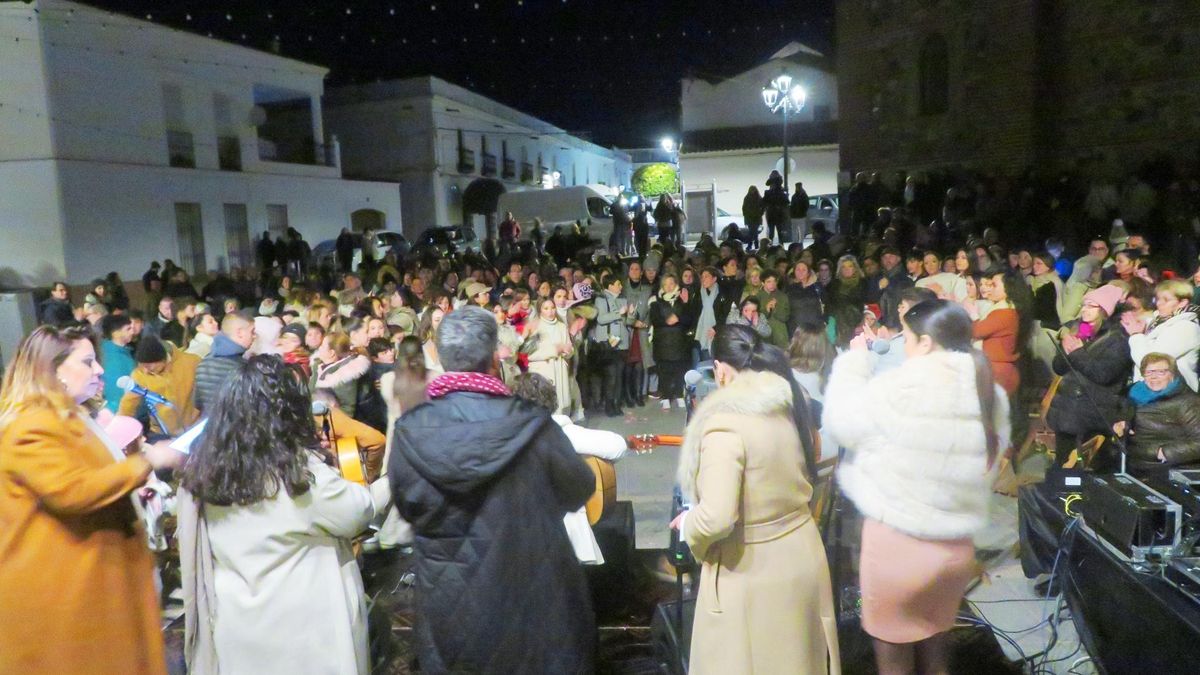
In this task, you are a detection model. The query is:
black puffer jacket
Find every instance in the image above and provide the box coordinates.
[1128,385,1200,465]
[390,392,596,674]
[1047,322,1131,437]
[192,333,246,411]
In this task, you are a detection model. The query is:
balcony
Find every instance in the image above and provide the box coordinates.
[457,147,476,174]
[481,152,497,177]
[257,137,337,167]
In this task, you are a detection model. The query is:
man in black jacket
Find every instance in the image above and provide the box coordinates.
[193,310,254,411]
[390,307,596,674]
[38,282,75,327]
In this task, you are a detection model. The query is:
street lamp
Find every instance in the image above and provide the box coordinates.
[761,74,807,201]
[660,137,675,153]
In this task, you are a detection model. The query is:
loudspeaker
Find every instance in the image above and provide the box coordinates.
[1081,473,1181,560]
[650,597,694,675]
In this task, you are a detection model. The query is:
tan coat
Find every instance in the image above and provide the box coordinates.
[0,406,165,675]
[679,371,840,675]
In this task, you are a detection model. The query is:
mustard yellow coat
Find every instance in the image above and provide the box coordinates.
[0,406,165,675]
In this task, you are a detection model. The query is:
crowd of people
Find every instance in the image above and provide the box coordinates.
[6,157,1200,673]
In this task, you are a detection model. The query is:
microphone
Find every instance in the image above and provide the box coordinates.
[311,400,330,416]
[870,338,891,355]
[116,376,175,409]
[683,369,703,391]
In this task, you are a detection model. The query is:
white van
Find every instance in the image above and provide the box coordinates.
[495,185,615,244]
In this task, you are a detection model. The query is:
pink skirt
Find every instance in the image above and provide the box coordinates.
[859,518,977,643]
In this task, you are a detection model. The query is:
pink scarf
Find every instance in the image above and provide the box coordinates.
[426,371,511,399]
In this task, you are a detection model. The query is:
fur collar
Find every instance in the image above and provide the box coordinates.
[677,370,793,501]
[315,354,370,388]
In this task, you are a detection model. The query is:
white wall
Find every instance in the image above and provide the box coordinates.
[0,2,54,162]
[0,161,68,286]
[31,0,333,177]
[682,60,838,132]
[326,78,631,233]
[680,145,840,219]
[55,161,400,282]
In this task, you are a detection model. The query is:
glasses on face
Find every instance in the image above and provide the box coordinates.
[1089,245,1107,252]
[1144,368,1172,377]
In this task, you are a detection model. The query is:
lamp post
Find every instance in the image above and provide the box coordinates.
[761,74,807,201]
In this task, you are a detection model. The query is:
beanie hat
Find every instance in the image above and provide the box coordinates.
[1083,284,1126,318]
[135,335,168,363]
[280,323,306,343]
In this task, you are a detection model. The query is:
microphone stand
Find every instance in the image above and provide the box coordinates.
[144,399,172,440]
[668,379,699,670]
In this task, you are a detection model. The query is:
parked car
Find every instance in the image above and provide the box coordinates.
[713,194,839,244]
[807,194,839,234]
[312,229,410,271]
[410,225,480,258]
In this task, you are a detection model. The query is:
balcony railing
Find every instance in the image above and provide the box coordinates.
[521,162,534,182]
[457,148,476,174]
[502,158,516,179]
[481,152,497,176]
[257,137,337,167]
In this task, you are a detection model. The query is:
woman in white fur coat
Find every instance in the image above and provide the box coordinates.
[823,299,1010,675]
[671,324,840,675]
[1126,279,1200,392]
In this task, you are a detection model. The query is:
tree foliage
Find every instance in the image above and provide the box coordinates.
[631,163,678,196]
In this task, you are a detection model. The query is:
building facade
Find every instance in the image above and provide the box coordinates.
[324,76,632,240]
[836,0,1200,175]
[0,0,401,286]
[678,43,840,233]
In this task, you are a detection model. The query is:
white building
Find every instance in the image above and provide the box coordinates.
[0,0,401,286]
[679,43,839,233]
[324,76,632,240]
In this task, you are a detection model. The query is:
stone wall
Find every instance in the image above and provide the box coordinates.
[836,0,1200,176]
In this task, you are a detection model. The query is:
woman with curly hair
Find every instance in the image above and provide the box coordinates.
[177,356,374,675]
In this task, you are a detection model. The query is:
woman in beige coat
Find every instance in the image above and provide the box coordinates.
[178,356,374,675]
[672,324,840,675]
[524,298,574,414]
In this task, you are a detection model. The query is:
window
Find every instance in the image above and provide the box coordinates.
[174,203,206,276]
[217,136,241,171]
[223,204,252,270]
[167,130,196,168]
[266,204,289,239]
[163,84,194,168]
[919,34,949,115]
[456,130,475,173]
[587,198,611,220]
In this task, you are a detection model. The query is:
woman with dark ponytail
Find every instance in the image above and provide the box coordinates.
[824,299,1009,675]
[671,324,839,674]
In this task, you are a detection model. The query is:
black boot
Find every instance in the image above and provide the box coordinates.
[635,367,646,407]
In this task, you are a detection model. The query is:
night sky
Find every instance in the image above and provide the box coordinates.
[77,0,834,147]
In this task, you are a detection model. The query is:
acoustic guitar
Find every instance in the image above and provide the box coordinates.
[627,433,682,452]
[583,456,617,526]
[333,437,368,487]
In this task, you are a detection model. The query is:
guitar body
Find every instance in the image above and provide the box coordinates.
[334,436,368,487]
[583,456,617,525]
